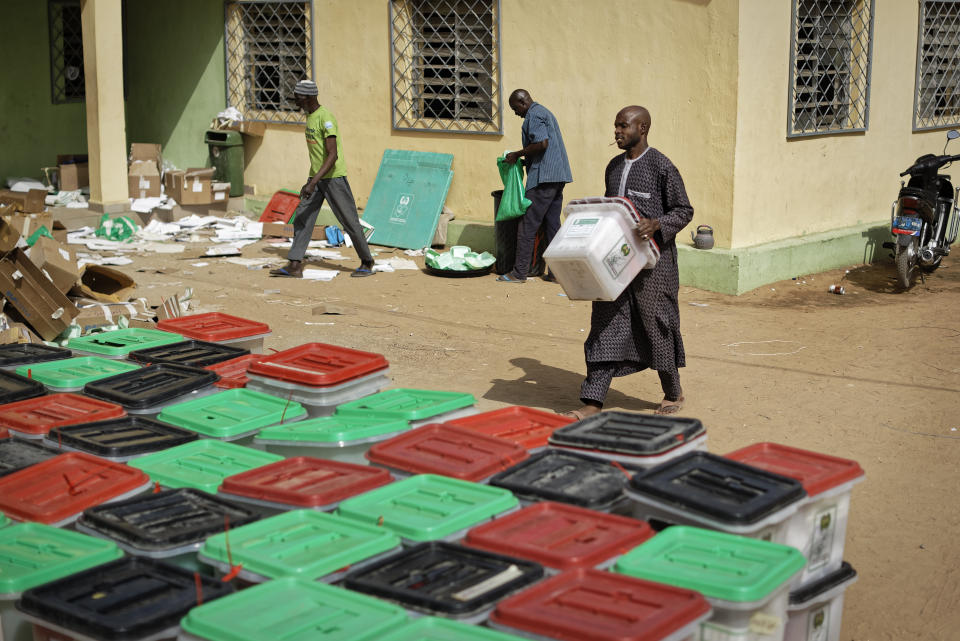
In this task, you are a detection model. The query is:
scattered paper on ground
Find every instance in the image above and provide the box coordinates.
[302,269,339,281]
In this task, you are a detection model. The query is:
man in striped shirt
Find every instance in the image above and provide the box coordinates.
[497,89,573,283]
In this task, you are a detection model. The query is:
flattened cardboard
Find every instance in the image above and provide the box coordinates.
[57,154,89,191]
[261,222,326,240]
[71,297,155,333]
[0,248,79,340]
[71,264,137,303]
[0,189,47,214]
[26,236,79,294]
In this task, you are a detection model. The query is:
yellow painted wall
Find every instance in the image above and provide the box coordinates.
[733,0,948,248]
[243,0,739,243]
[81,0,128,207]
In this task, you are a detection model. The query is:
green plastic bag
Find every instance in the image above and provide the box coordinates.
[496,155,532,222]
[95,214,139,242]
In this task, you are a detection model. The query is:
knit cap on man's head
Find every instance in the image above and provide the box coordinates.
[294,80,318,96]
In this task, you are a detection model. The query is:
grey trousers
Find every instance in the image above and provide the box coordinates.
[288,176,373,264]
[511,182,564,279]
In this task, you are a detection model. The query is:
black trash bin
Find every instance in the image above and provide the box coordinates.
[492,190,547,277]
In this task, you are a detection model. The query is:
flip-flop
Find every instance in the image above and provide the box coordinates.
[558,409,586,420]
[351,266,375,278]
[496,273,526,283]
[269,267,302,278]
[655,397,685,415]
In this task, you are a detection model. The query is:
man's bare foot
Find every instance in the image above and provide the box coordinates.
[655,396,685,415]
[558,405,603,421]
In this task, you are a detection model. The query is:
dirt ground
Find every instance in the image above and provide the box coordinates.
[120,232,959,641]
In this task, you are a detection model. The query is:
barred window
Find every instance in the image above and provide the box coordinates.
[49,0,85,103]
[390,0,502,134]
[914,1,960,130]
[788,0,874,137]
[225,0,313,124]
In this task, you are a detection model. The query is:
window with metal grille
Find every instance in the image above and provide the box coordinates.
[915,1,960,130]
[225,0,313,124]
[390,0,502,134]
[788,0,874,137]
[49,0,85,104]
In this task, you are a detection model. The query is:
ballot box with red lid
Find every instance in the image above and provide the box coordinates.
[157,312,271,354]
[488,567,712,641]
[447,406,574,452]
[725,442,865,587]
[246,343,390,416]
[0,452,151,527]
[365,423,529,483]
[205,354,260,389]
[0,393,126,440]
[465,501,654,573]
[219,457,394,514]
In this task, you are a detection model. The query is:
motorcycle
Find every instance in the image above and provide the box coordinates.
[885,129,960,289]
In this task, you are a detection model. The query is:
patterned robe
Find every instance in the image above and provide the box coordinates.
[583,148,694,373]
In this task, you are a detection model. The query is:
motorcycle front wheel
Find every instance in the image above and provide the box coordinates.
[895,241,918,289]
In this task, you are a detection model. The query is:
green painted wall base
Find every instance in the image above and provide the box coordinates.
[677,221,891,294]
[245,196,890,294]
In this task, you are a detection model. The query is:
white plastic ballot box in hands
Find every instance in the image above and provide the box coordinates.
[544,197,660,301]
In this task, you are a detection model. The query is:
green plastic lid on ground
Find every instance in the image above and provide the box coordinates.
[257,415,410,443]
[156,388,307,439]
[200,509,400,581]
[335,388,475,421]
[127,440,282,493]
[613,525,806,603]
[15,356,140,389]
[67,328,183,357]
[336,474,517,542]
[180,577,408,641]
[0,514,8,529]
[0,523,122,595]
[378,617,529,641]
[425,246,495,271]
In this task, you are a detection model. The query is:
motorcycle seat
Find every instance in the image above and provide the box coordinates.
[897,186,936,220]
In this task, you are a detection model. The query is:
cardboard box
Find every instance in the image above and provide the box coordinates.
[51,220,68,244]
[0,218,23,253]
[261,222,327,240]
[70,264,137,303]
[57,154,89,191]
[0,323,43,344]
[0,189,47,213]
[26,236,79,294]
[166,168,215,205]
[1,209,54,243]
[0,248,79,340]
[128,143,163,199]
[211,182,230,209]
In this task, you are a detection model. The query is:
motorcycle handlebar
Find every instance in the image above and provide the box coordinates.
[901,153,960,176]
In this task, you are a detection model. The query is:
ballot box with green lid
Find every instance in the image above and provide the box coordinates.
[254,414,411,463]
[156,388,307,445]
[15,357,139,393]
[335,388,477,428]
[128,440,282,493]
[67,328,183,359]
[178,577,408,641]
[614,526,806,641]
[376,617,530,641]
[336,474,518,546]
[0,523,122,641]
[198,509,401,584]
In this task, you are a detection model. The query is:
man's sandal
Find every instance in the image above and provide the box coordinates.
[655,397,685,415]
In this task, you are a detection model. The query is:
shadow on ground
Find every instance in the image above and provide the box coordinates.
[484,357,659,412]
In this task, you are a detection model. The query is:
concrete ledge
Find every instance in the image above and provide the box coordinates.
[245,197,890,295]
[677,222,891,295]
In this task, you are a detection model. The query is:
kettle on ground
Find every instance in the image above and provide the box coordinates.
[691,224,714,250]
